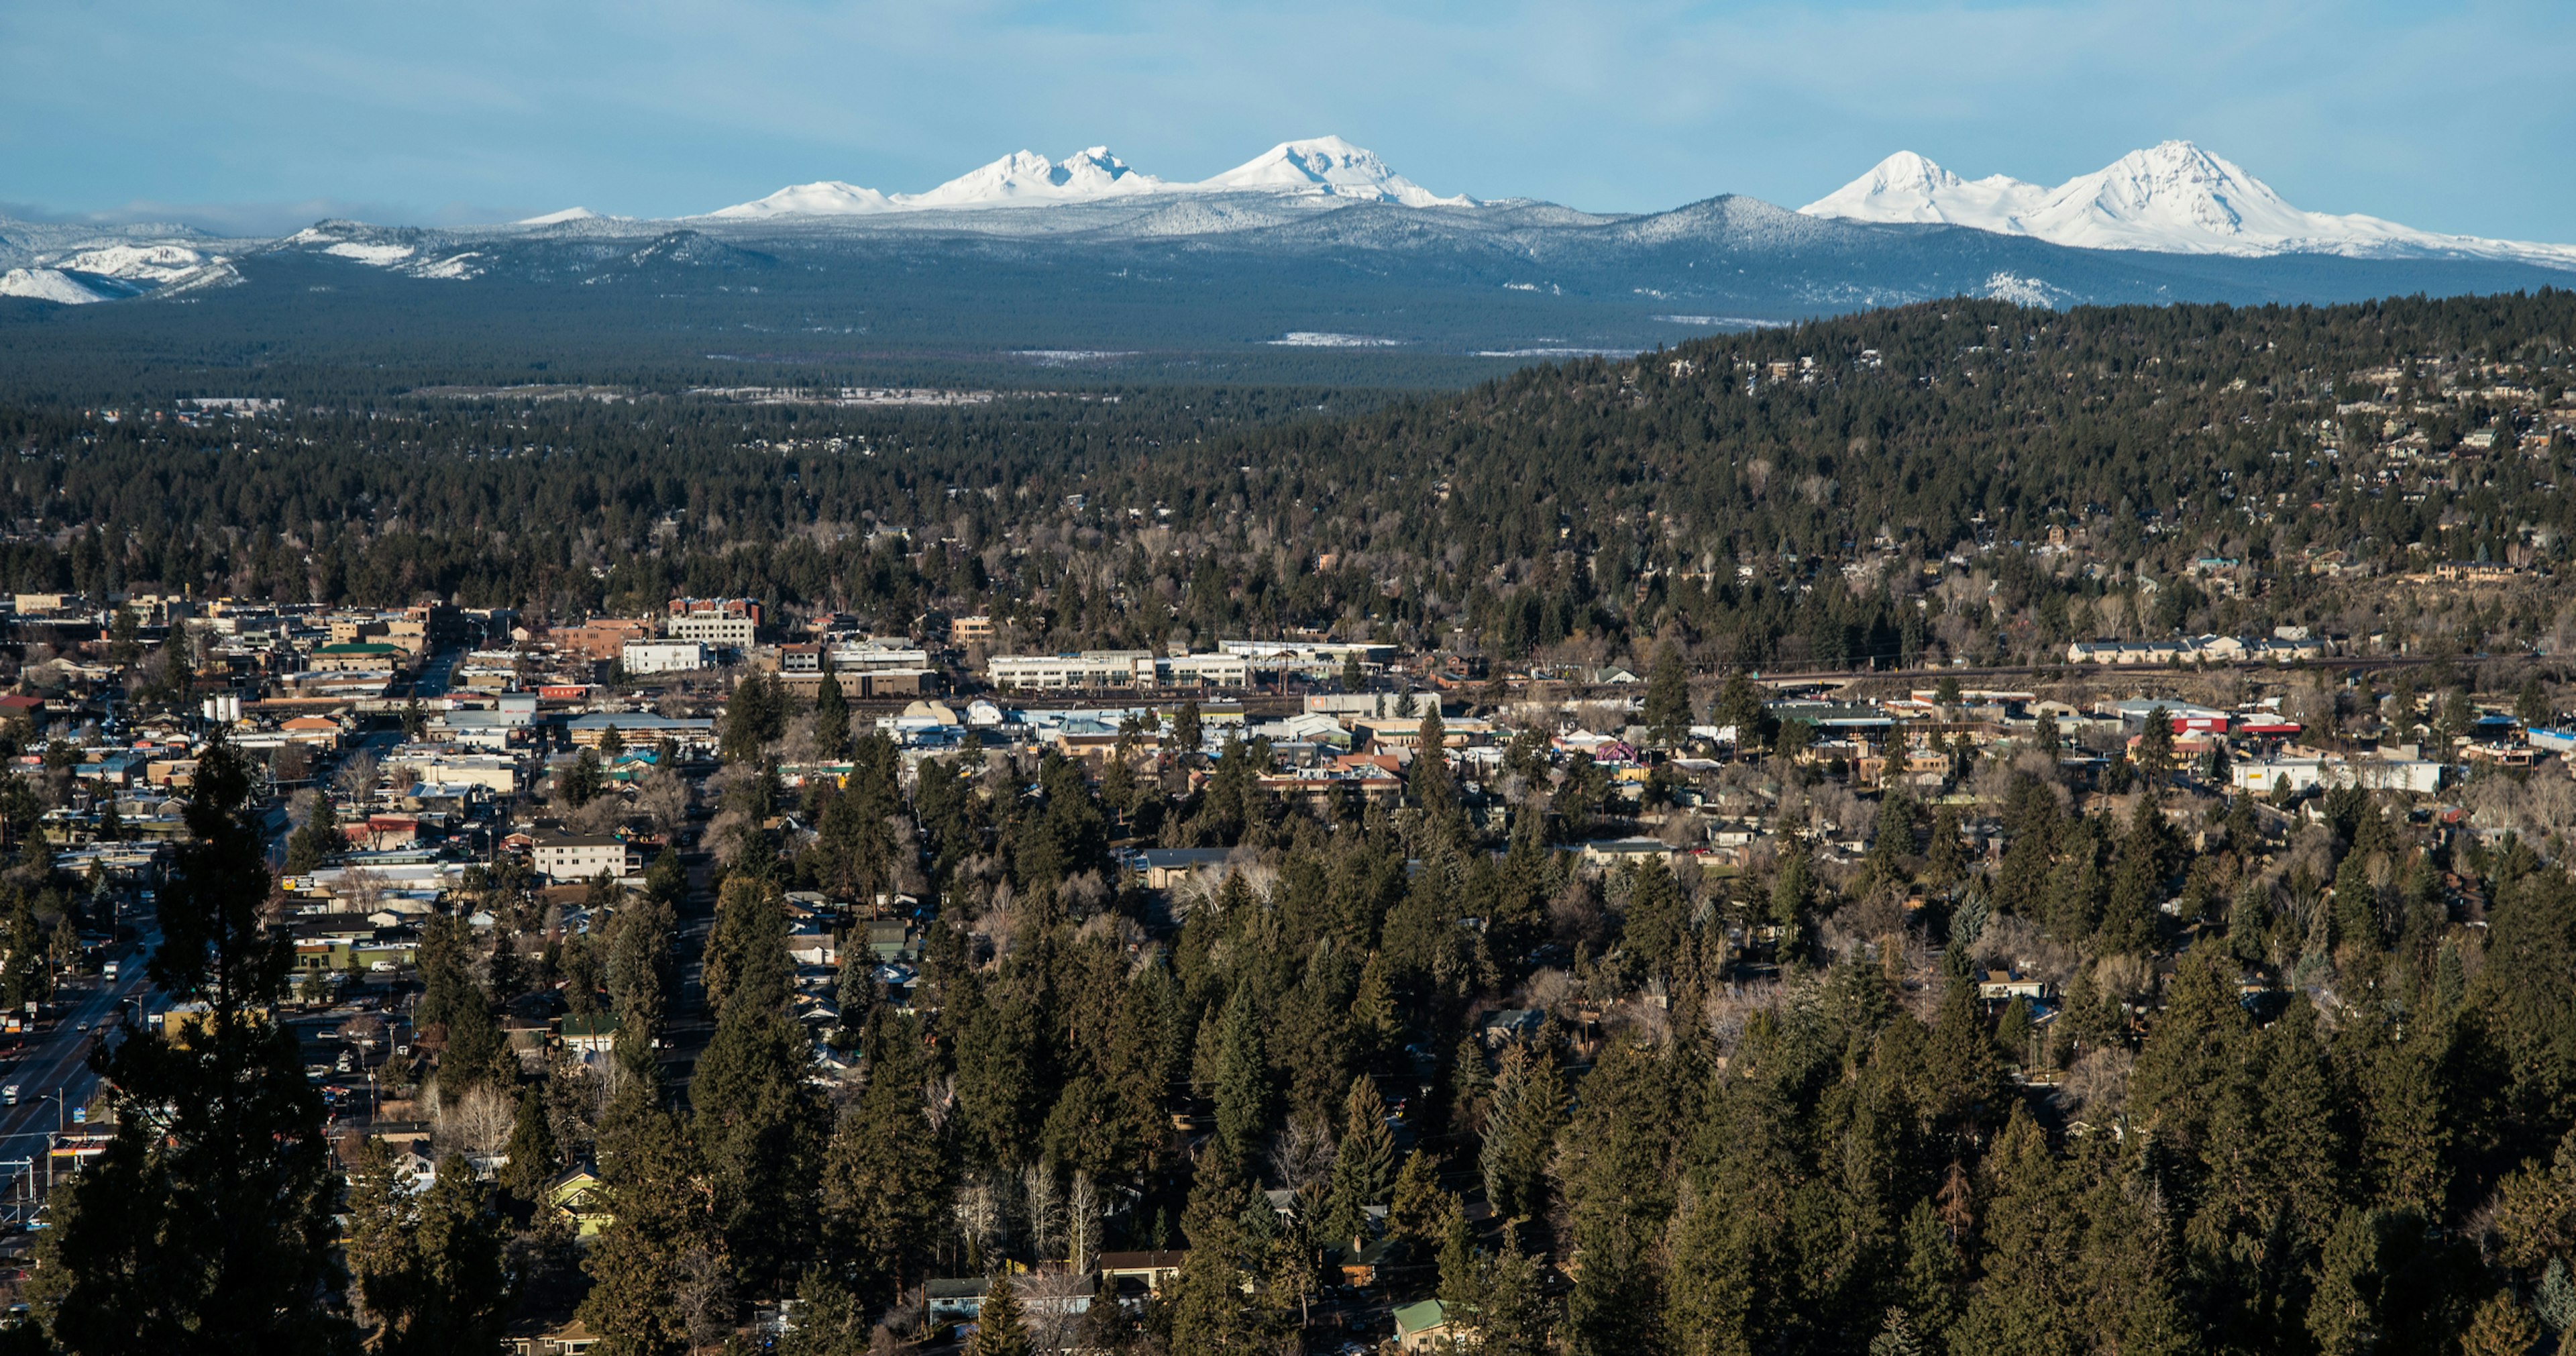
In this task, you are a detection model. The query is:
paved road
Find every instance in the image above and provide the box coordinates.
[0,923,164,1207]
[411,647,463,700]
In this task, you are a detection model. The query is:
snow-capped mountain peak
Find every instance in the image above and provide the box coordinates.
[2021,140,2316,249]
[1801,140,2576,268]
[900,146,1163,210]
[1799,150,2037,227]
[710,180,893,219]
[517,207,601,225]
[1196,136,1471,207]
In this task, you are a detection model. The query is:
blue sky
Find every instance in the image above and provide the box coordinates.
[4,0,2569,239]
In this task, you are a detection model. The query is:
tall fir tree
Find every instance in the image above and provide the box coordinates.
[812,670,850,762]
[822,1013,949,1306]
[692,868,825,1294]
[1320,1075,1395,1245]
[963,1273,1030,1356]
[34,731,352,1355]
[345,1145,511,1356]
[1644,646,1694,748]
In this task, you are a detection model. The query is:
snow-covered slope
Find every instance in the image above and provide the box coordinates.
[48,243,219,282]
[712,146,1160,218]
[0,229,238,304]
[1193,136,1470,207]
[704,135,1466,218]
[711,180,893,219]
[902,146,1162,209]
[1799,150,2043,228]
[1803,142,2576,268]
[0,268,111,304]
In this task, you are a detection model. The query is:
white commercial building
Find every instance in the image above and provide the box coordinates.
[667,614,756,649]
[989,651,1155,690]
[381,752,522,796]
[2232,752,2445,796]
[2069,634,2324,666]
[1220,639,1395,681]
[623,639,712,675]
[529,833,630,883]
[425,709,533,751]
[987,650,1251,691]
[826,640,932,672]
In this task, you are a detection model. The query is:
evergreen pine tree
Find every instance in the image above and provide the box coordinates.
[1208,984,1272,1180]
[813,670,849,761]
[1955,1107,2075,1356]
[1162,1167,1270,1353]
[1898,1197,1964,1342]
[1479,1042,1568,1224]
[1473,1231,1554,1356]
[965,1273,1031,1356]
[822,1014,949,1306]
[1715,668,1767,751]
[35,731,352,1354]
[692,872,824,1293]
[1411,707,1457,823]
[346,1149,511,1356]
[580,1096,718,1356]
[1925,804,1966,888]
[498,1084,559,1203]
[1869,1307,1926,1356]
[2462,1290,2542,1356]
[1321,1075,1395,1245]
[1644,646,1693,748]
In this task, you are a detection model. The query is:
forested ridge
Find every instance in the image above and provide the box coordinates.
[3,291,2573,668]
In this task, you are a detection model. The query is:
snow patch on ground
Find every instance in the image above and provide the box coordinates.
[1980,272,2073,307]
[1654,314,1782,327]
[323,242,416,265]
[411,253,484,280]
[48,244,217,282]
[1011,350,1138,364]
[1268,331,1404,348]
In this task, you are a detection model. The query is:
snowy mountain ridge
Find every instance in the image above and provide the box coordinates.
[708,135,1468,219]
[1801,141,2576,268]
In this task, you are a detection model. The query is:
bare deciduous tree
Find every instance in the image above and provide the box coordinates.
[435,1082,516,1160]
[333,751,382,807]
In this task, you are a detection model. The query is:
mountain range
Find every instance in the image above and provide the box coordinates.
[3,136,2571,386]
[1799,141,2576,268]
[700,136,1469,220]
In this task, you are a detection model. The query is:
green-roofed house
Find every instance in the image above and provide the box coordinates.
[1393,1299,1453,1351]
[559,1012,619,1055]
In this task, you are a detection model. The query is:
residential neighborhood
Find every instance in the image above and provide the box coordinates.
[0,574,2569,1352]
